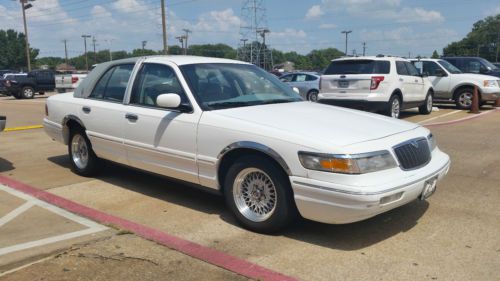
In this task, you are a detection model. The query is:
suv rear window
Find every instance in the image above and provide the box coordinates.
[324,60,390,75]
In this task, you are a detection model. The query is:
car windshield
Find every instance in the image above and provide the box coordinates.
[324,60,390,75]
[438,60,462,74]
[180,63,302,110]
[479,58,498,70]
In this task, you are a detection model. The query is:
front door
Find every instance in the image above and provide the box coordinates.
[123,62,200,184]
[423,61,450,99]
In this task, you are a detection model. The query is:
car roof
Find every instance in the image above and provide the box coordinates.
[331,56,408,62]
[101,55,249,67]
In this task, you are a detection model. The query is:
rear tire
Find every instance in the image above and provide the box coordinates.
[223,155,297,233]
[418,92,433,115]
[384,95,401,118]
[68,127,99,177]
[21,86,35,99]
[307,90,319,102]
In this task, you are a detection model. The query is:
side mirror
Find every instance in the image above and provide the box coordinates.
[156,93,181,109]
[435,69,447,77]
[292,87,300,94]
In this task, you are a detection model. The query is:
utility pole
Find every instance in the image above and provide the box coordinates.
[257,28,270,70]
[142,40,147,55]
[81,35,91,71]
[182,29,191,55]
[341,30,352,56]
[62,39,68,65]
[161,0,168,54]
[362,42,366,56]
[20,0,34,72]
[92,36,97,64]
[408,51,411,59]
[176,36,186,54]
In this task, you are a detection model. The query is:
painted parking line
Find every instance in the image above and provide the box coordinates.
[0,184,107,256]
[0,175,298,281]
[425,108,498,127]
[418,110,461,124]
[4,125,43,132]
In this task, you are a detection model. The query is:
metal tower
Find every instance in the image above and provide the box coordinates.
[237,0,273,70]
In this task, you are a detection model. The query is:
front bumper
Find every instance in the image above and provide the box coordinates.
[43,118,65,144]
[290,150,450,224]
[480,90,499,102]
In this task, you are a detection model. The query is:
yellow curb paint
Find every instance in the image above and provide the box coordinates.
[4,125,43,132]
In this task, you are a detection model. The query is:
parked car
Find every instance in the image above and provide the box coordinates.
[0,116,5,132]
[5,70,55,99]
[411,59,500,109]
[279,72,320,101]
[0,70,16,77]
[493,63,500,68]
[442,57,500,78]
[319,56,434,118]
[43,56,450,233]
[55,72,87,93]
[0,74,26,96]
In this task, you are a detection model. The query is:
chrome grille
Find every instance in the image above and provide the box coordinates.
[393,138,431,170]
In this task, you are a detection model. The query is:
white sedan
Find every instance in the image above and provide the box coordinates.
[43,56,450,233]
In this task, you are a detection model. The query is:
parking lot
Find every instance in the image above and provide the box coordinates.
[0,93,499,280]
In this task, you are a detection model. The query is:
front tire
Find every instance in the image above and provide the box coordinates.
[223,155,297,233]
[384,95,401,118]
[21,86,35,99]
[68,128,99,176]
[455,88,474,109]
[418,92,433,115]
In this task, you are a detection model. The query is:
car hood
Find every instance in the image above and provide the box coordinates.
[454,73,500,80]
[211,101,419,147]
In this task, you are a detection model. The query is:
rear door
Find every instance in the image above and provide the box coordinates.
[36,71,55,91]
[320,59,390,99]
[395,61,416,101]
[404,61,425,101]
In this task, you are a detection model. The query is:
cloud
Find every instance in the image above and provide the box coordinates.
[112,0,142,13]
[270,28,307,39]
[305,5,324,20]
[319,23,337,29]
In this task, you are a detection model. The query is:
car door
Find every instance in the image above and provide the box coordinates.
[77,64,135,164]
[404,62,425,101]
[123,62,200,184]
[423,61,451,99]
[395,61,416,101]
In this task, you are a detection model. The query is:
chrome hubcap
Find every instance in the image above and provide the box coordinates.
[233,168,277,222]
[24,88,33,97]
[459,92,472,107]
[71,134,89,169]
[391,99,400,118]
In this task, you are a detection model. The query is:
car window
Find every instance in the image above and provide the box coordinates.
[90,64,134,101]
[279,74,293,82]
[404,62,420,76]
[294,74,307,82]
[130,63,187,107]
[464,59,481,73]
[396,61,409,75]
[306,75,318,81]
[324,60,390,75]
[421,61,443,76]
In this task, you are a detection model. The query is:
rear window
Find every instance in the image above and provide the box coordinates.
[324,60,390,75]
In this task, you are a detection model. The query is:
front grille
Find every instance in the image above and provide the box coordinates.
[393,138,431,170]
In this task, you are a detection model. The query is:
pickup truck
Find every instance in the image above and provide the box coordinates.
[411,59,500,109]
[43,55,450,233]
[5,70,55,99]
[55,73,87,93]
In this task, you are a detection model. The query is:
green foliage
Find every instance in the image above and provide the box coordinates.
[0,29,39,70]
[188,44,236,58]
[431,50,440,59]
[443,14,500,61]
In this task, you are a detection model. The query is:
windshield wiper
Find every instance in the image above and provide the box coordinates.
[258,99,296,105]
[206,101,253,109]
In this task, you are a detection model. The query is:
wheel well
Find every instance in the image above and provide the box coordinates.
[217,148,290,192]
[391,89,403,103]
[307,89,319,95]
[453,85,480,100]
[63,118,85,145]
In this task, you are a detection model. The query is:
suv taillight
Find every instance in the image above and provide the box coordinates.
[71,76,79,84]
[370,76,385,90]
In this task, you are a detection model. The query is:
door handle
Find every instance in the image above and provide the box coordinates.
[399,78,404,82]
[414,79,419,83]
[82,106,91,113]
[125,113,138,121]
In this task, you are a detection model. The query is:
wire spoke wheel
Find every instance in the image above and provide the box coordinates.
[233,168,277,222]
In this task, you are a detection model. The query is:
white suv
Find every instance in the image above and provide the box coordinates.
[411,58,500,109]
[319,56,434,118]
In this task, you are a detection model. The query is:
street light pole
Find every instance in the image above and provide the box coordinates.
[161,0,168,54]
[341,30,352,56]
[20,0,33,72]
[81,35,91,71]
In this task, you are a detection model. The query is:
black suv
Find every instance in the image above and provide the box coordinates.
[5,70,55,99]
[442,57,500,78]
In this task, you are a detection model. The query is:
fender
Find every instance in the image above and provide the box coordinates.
[217,141,292,176]
[450,82,482,96]
[61,114,85,144]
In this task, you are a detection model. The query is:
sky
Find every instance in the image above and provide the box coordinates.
[0,0,499,59]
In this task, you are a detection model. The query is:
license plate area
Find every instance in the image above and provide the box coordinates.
[338,80,349,88]
[420,176,438,200]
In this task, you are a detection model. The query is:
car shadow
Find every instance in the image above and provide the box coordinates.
[0,157,15,172]
[48,154,429,251]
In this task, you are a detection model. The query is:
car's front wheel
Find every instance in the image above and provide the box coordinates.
[455,88,474,109]
[68,128,99,176]
[21,86,35,99]
[224,155,297,233]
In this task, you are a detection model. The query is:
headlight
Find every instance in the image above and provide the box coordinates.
[427,133,437,151]
[298,150,397,174]
[483,80,498,87]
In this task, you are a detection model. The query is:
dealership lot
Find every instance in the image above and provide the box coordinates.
[0,94,499,280]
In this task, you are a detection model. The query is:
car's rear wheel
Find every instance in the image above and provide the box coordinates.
[307,90,319,102]
[455,88,474,109]
[68,128,98,176]
[418,92,433,115]
[384,95,401,118]
[224,155,297,233]
[21,86,35,99]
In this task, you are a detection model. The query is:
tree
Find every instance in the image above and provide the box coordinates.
[431,50,439,59]
[0,29,39,70]
[443,14,500,61]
